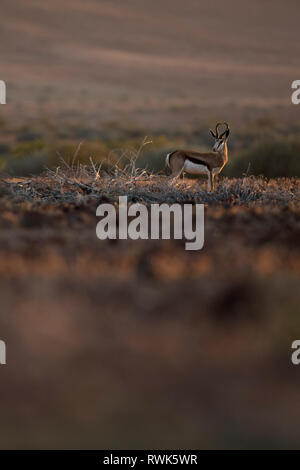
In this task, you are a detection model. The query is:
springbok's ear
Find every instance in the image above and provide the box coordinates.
[210,129,216,138]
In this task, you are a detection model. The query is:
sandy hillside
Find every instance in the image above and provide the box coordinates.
[1,0,299,128]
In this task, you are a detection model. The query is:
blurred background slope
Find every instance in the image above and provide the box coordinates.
[0,0,299,128]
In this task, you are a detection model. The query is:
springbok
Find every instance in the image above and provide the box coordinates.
[165,122,230,191]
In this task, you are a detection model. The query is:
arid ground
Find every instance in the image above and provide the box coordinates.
[0,173,299,449]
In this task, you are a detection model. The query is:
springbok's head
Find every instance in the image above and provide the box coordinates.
[210,122,230,152]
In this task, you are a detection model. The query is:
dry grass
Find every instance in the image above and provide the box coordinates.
[4,167,299,208]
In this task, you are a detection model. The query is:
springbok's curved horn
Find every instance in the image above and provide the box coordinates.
[219,122,230,138]
[215,122,223,138]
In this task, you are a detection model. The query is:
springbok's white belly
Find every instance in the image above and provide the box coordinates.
[184,160,209,175]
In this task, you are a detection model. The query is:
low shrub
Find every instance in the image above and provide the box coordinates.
[225,137,300,177]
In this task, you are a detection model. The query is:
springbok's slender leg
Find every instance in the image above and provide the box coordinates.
[171,166,184,180]
[169,154,185,180]
[207,171,212,192]
[213,174,217,191]
[211,173,215,191]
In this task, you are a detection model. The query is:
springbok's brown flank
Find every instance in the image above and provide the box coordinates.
[166,122,230,191]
